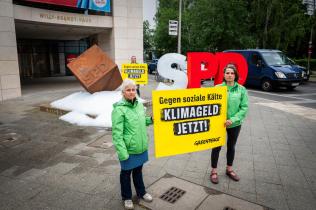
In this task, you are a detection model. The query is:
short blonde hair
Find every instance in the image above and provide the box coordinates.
[121,79,136,93]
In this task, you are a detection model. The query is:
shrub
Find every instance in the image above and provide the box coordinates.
[293,59,316,73]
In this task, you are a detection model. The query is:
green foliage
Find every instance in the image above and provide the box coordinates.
[188,0,255,52]
[294,59,316,71]
[153,0,315,58]
[250,0,309,53]
[143,20,154,61]
[154,0,179,56]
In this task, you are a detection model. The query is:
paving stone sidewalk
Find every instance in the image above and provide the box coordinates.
[0,76,315,210]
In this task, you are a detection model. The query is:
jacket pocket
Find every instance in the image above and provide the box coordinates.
[129,135,137,150]
[124,134,132,148]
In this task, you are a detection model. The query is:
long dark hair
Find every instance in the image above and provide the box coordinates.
[223,63,239,82]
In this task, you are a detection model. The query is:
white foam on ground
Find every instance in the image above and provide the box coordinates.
[50,91,145,127]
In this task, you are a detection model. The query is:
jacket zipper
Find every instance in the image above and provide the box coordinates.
[134,104,144,151]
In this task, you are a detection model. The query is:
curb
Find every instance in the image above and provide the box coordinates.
[308,75,316,83]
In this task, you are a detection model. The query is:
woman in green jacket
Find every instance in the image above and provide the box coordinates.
[112,79,153,209]
[210,64,249,184]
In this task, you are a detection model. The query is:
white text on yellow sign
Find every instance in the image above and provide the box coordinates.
[152,86,227,158]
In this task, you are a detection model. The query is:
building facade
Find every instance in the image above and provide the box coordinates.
[0,0,144,101]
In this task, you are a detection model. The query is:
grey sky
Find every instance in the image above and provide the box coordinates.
[143,0,157,28]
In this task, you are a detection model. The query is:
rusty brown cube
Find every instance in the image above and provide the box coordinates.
[67,45,122,93]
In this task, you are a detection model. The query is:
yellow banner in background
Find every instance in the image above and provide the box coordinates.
[121,64,148,85]
[152,86,227,158]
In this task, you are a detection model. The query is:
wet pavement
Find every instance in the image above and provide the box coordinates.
[0,75,315,210]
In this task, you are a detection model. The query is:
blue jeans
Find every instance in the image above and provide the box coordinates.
[120,165,146,200]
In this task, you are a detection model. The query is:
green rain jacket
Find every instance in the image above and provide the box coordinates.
[111,98,153,161]
[217,82,249,128]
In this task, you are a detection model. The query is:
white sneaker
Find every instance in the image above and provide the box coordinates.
[142,193,153,202]
[124,200,134,209]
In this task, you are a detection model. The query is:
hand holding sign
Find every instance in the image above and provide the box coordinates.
[153,86,227,158]
[225,120,233,127]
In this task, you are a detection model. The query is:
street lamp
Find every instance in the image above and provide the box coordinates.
[304,0,316,74]
[178,0,182,54]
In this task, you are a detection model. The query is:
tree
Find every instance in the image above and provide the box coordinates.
[154,0,255,54]
[250,0,309,56]
[153,0,313,58]
[154,0,179,56]
[188,0,255,52]
[143,20,154,61]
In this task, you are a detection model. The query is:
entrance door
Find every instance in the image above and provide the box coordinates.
[18,53,33,78]
[17,39,88,79]
[32,53,50,77]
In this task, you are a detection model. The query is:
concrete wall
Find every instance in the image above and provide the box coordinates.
[13,4,113,28]
[0,0,21,101]
[96,30,115,60]
[111,0,143,68]
[96,0,144,68]
[0,0,144,102]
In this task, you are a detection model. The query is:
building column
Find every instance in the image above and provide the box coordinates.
[97,0,143,68]
[94,30,115,60]
[0,0,21,101]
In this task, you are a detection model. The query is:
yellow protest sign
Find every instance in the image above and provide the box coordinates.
[121,64,148,84]
[152,86,227,158]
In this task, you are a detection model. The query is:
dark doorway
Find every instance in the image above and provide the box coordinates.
[17,39,89,80]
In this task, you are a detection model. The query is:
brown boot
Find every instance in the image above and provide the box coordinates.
[226,170,240,182]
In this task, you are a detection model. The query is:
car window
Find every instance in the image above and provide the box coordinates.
[261,52,292,65]
[250,53,260,65]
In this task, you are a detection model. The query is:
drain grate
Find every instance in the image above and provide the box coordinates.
[160,186,186,204]
[223,207,236,210]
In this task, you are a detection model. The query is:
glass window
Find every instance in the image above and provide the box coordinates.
[261,52,292,65]
[250,54,260,65]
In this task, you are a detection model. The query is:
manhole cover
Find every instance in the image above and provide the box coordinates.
[139,174,271,210]
[160,186,186,204]
[224,207,236,210]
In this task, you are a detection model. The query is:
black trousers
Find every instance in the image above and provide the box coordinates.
[211,125,241,168]
[136,85,140,96]
[120,165,146,200]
